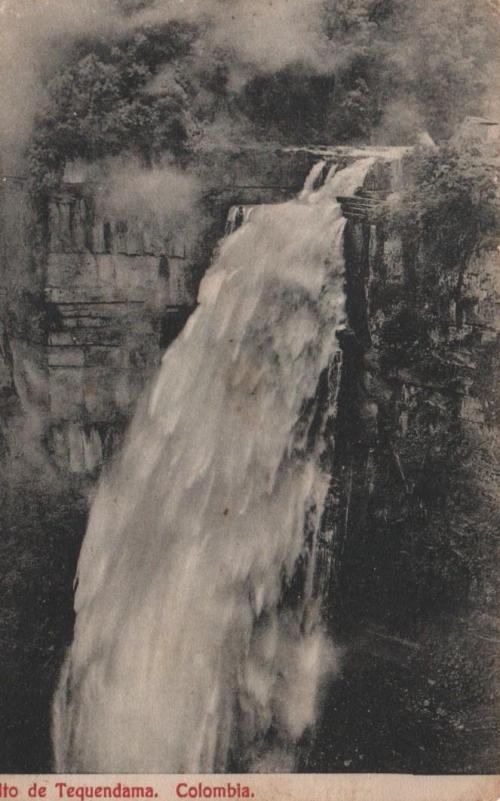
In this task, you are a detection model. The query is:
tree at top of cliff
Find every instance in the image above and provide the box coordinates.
[26,21,199,190]
[393,142,499,253]
[25,0,500,188]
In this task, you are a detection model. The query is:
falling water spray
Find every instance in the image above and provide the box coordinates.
[52,157,375,773]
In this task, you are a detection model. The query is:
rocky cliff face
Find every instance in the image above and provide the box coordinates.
[1,179,197,473]
[0,147,337,474]
[309,155,500,772]
[0,144,498,772]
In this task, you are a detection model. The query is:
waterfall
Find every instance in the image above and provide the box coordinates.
[52,157,375,774]
[224,205,255,236]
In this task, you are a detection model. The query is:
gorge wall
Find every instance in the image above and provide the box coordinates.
[310,155,500,771]
[0,147,335,474]
[1,178,194,473]
[0,143,498,772]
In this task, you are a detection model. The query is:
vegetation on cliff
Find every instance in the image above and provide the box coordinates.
[377,141,499,364]
[25,0,500,190]
[311,141,500,772]
[387,142,499,250]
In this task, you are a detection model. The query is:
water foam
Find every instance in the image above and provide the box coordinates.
[53,157,374,773]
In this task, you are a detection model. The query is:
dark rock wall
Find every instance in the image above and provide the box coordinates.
[309,164,499,772]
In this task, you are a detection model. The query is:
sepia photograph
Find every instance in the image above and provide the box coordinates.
[0,0,499,789]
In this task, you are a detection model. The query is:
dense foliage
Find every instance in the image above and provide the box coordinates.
[371,141,499,372]
[385,142,500,255]
[27,0,500,188]
[28,22,196,188]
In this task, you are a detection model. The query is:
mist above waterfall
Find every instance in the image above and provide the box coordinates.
[53,157,374,773]
[1,0,498,175]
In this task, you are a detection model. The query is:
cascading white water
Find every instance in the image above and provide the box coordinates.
[53,157,374,774]
[224,205,255,236]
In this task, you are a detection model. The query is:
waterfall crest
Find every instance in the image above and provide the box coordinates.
[53,157,374,774]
